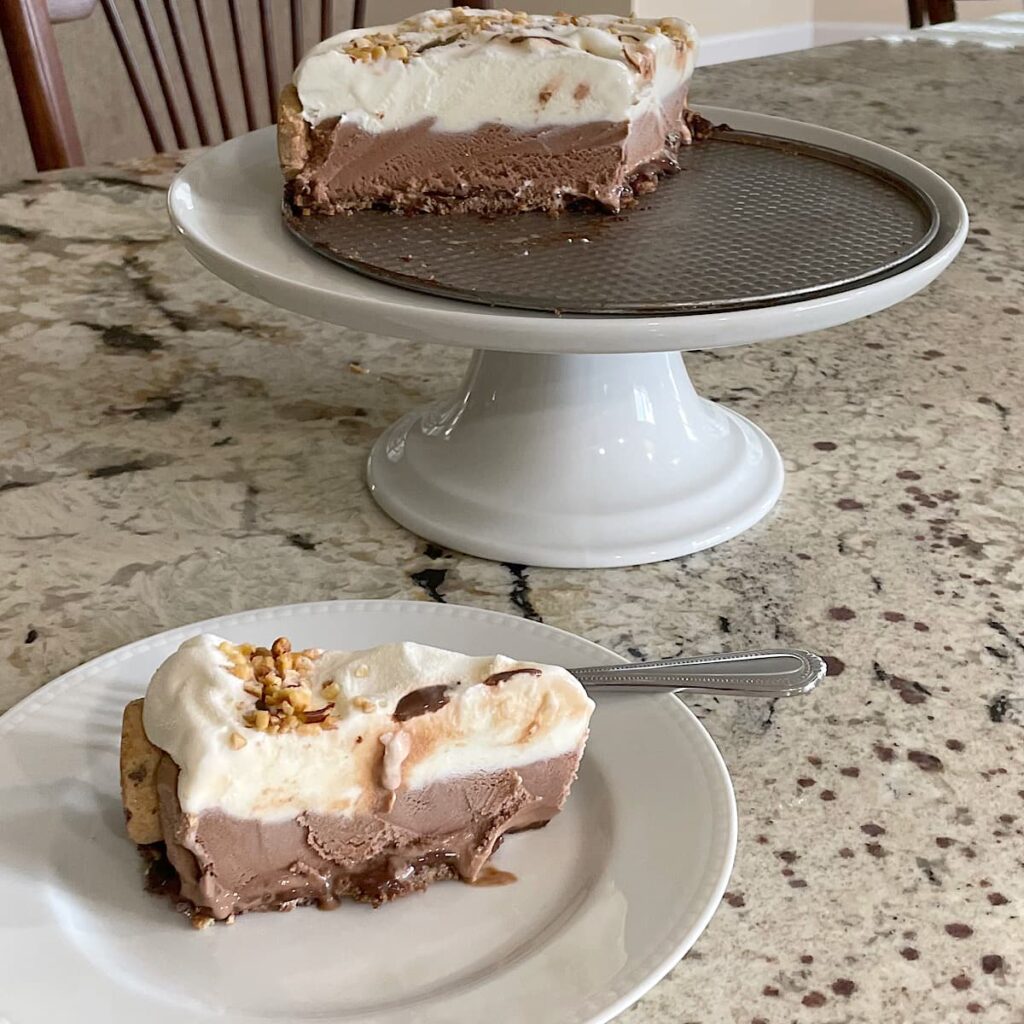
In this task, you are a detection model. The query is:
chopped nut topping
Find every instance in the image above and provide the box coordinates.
[252,654,274,676]
[328,7,680,65]
[343,30,412,62]
[657,17,689,43]
[228,637,339,736]
[288,688,312,713]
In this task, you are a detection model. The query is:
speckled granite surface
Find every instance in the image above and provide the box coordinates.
[1,33,1022,1024]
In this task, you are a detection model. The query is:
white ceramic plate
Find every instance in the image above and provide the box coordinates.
[0,601,736,1024]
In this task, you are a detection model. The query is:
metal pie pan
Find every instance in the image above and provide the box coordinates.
[284,127,940,317]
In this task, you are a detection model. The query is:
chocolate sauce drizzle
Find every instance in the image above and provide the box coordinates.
[392,667,544,720]
[393,684,450,721]
[483,667,543,686]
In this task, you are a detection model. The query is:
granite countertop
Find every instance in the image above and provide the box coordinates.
[1,29,1022,1024]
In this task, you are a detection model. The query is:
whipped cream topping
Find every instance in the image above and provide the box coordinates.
[293,8,697,134]
[143,635,594,821]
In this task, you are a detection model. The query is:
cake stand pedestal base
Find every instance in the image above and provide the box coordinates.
[367,350,784,568]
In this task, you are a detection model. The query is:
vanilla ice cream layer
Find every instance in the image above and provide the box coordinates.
[293,9,698,135]
[142,635,594,822]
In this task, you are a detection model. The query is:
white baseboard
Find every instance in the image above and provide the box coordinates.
[698,23,814,66]
[813,21,901,46]
[699,20,900,65]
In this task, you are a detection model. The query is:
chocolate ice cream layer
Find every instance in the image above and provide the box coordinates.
[153,750,581,920]
[284,86,690,216]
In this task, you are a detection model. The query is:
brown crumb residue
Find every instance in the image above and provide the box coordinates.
[573,82,590,101]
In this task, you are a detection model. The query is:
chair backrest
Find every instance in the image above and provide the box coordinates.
[0,0,488,171]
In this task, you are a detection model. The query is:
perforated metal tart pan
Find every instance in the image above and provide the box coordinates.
[284,127,939,316]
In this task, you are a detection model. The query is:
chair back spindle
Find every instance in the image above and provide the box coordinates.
[165,0,212,145]
[258,0,279,124]
[195,0,231,140]
[131,0,189,148]
[226,0,258,134]
[290,0,303,71]
[99,0,167,152]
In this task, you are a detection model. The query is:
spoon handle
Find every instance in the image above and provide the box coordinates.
[571,649,826,698]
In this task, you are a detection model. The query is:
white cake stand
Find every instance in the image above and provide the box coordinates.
[169,107,967,568]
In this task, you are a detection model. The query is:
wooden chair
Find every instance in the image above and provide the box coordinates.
[0,0,486,171]
[907,0,957,27]
[905,0,1023,27]
[908,1,1022,28]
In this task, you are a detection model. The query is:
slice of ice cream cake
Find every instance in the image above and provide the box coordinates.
[120,635,594,925]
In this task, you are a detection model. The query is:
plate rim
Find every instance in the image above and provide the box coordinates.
[0,599,737,1023]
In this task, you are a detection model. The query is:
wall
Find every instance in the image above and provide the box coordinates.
[0,0,1018,182]
[635,0,812,35]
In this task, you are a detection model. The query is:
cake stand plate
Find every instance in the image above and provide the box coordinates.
[168,107,967,568]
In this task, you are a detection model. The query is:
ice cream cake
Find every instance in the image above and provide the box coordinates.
[278,7,700,215]
[120,635,594,926]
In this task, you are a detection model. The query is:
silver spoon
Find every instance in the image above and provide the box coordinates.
[571,649,826,698]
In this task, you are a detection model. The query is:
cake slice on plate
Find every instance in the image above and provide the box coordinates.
[120,635,594,926]
[278,7,700,215]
